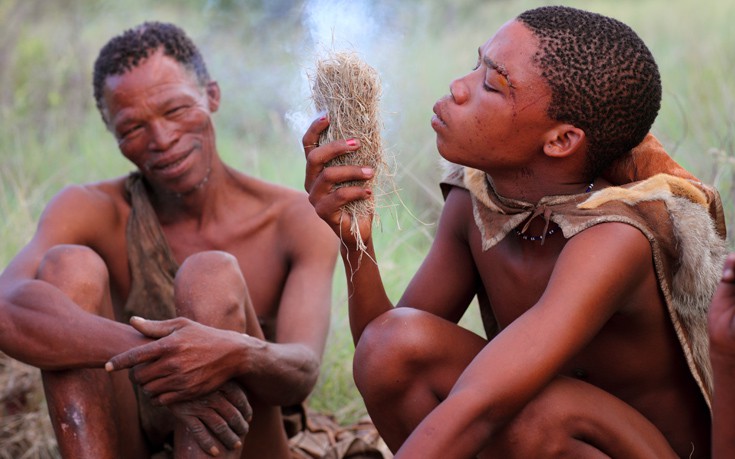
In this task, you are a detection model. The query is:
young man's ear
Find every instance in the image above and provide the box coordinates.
[543,125,586,158]
[206,81,221,112]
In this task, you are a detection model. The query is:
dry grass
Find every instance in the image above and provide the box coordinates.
[310,51,389,250]
[0,353,58,458]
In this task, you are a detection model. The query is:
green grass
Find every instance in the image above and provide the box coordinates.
[1,0,733,446]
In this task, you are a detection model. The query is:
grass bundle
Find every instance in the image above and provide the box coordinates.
[310,51,386,252]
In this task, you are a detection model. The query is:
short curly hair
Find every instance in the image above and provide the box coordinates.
[92,21,210,125]
[517,6,661,179]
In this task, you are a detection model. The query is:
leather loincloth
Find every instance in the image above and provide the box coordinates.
[124,173,181,448]
[440,135,727,410]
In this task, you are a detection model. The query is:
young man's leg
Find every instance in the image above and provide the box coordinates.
[37,244,147,459]
[171,251,290,459]
[354,307,677,458]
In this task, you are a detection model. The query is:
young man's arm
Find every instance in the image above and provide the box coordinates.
[302,117,395,342]
[303,119,482,339]
[396,187,484,321]
[395,221,656,458]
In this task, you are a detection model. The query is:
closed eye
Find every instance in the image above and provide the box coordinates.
[166,106,187,117]
[121,125,143,138]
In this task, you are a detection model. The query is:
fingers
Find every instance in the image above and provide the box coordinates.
[105,341,162,372]
[128,316,181,338]
[304,138,363,192]
[213,389,250,438]
[180,416,224,457]
[301,110,328,155]
[105,317,182,371]
[170,388,249,456]
[200,406,245,452]
[220,381,253,425]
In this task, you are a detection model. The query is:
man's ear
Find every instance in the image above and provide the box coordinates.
[206,81,221,112]
[543,125,586,158]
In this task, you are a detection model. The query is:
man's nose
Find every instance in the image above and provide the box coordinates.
[147,119,178,151]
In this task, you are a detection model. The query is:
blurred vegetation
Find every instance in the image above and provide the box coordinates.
[1,0,733,454]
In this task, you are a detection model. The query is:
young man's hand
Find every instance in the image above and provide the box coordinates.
[303,114,375,248]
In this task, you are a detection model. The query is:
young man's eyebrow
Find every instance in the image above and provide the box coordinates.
[484,56,512,87]
[477,47,513,88]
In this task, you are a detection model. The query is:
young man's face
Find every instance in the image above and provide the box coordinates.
[431,20,556,175]
[103,48,219,195]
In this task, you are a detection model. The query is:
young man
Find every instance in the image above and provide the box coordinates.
[710,253,735,458]
[304,6,726,458]
[0,22,338,458]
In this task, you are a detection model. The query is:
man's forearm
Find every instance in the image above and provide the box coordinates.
[0,279,148,369]
[235,337,320,407]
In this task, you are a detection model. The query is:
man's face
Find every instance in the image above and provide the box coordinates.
[431,20,555,175]
[103,49,219,195]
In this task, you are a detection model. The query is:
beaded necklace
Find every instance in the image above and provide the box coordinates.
[515,182,595,242]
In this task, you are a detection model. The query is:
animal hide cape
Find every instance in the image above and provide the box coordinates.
[440,135,727,410]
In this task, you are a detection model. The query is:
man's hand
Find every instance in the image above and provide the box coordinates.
[169,381,252,457]
[105,316,241,404]
[303,114,375,247]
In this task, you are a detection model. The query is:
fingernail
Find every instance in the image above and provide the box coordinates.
[210,446,220,456]
[234,441,242,449]
[346,138,357,147]
[130,316,145,323]
[317,109,328,121]
[366,189,373,196]
[361,167,373,176]
[104,362,113,372]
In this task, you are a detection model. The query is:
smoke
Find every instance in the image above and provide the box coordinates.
[286,0,398,143]
[303,0,384,56]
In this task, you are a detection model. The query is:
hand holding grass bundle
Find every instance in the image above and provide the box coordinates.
[310,51,385,253]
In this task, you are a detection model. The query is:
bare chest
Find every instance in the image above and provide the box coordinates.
[164,222,289,324]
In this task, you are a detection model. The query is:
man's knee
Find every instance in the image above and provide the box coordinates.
[174,251,248,327]
[353,308,436,396]
[36,244,110,313]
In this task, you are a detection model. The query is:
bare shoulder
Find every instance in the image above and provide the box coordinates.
[554,221,655,302]
[563,221,651,267]
[41,176,130,243]
[233,172,337,250]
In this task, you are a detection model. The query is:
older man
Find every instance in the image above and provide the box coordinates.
[0,21,337,458]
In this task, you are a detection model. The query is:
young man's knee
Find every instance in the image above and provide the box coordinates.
[37,244,110,312]
[354,308,435,393]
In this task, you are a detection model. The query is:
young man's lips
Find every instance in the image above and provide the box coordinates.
[431,102,447,128]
